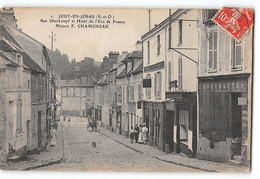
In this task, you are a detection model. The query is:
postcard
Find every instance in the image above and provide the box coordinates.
[0,7,253,172]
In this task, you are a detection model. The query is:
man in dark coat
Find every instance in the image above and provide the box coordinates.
[134,124,140,143]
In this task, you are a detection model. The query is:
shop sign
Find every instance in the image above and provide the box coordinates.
[238,97,247,105]
[199,78,248,92]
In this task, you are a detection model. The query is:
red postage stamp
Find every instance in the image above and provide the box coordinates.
[213,7,253,40]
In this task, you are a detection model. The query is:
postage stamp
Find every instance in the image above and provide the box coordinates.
[213,7,253,40]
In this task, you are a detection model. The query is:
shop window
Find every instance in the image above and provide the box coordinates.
[179,109,189,141]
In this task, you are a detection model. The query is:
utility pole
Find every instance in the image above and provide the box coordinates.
[148,9,152,31]
[49,31,56,51]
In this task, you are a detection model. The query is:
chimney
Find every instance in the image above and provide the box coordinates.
[0,7,18,28]
[135,40,143,51]
[108,51,119,61]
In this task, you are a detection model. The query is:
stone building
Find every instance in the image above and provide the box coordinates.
[60,76,96,117]
[197,9,253,166]
[141,9,198,155]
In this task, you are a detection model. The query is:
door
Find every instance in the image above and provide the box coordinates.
[38,111,41,147]
[26,120,31,147]
[165,110,174,152]
[231,93,242,156]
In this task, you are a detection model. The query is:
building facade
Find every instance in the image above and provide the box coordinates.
[197,9,252,166]
[142,9,198,156]
[60,76,96,117]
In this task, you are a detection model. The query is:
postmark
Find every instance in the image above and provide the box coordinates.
[213,7,253,40]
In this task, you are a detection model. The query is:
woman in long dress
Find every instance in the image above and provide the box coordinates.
[50,125,57,147]
[138,125,144,143]
[142,123,148,144]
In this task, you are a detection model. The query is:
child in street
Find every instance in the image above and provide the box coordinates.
[130,127,135,143]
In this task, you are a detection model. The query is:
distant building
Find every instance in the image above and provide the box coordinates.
[59,76,96,117]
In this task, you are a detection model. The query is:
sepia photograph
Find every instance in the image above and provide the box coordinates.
[0,4,255,173]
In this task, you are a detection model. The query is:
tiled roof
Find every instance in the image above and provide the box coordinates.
[116,68,126,79]
[132,61,143,75]
[22,52,45,73]
[0,51,19,67]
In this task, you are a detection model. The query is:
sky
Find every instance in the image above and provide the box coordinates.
[13,8,169,62]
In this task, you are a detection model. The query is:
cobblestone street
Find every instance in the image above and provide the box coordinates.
[37,117,201,172]
[1,117,250,172]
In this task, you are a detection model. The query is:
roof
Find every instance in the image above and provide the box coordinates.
[0,25,21,48]
[59,76,96,87]
[0,51,19,67]
[4,25,49,71]
[141,9,184,40]
[132,61,143,75]
[128,51,143,59]
[116,68,126,79]
[22,52,45,73]
[0,25,45,73]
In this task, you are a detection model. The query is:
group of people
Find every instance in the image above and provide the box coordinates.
[130,123,148,144]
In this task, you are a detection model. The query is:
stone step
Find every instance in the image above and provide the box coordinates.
[228,159,241,166]
[233,155,242,162]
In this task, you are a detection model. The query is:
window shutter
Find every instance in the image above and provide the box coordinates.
[159,72,162,98]
[154,73,157,97]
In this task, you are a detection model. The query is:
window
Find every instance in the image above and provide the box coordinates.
[117,86,122,104]
[208,31,218,71]
[231,38,242,69]
[73,88,76,96]
[154,109,160,139]
[138,84,142,100]
[66,88,69,96]
[127,85,130,102]
[168,62,172,90]
[154,72,162,98]
[28,80,30,89]
[157,35,161,55]
[17,100,22,134]
[145,74,151,99]
[178,57,183,91]
[37,74,43,99]
[17,55,22,88]
[147,41,150,64]
[179,109,189,141]
[122,87,125,104]
[131,85,135,101]
[178,20,183,45]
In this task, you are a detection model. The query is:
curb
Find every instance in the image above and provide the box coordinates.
[98,130,214,172]
[22,159,63,171]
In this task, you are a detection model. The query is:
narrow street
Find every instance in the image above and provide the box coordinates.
[38,117,201,172]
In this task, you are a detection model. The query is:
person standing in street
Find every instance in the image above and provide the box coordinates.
[134,124,139,143]
[138,124,144,144]
[50,125,57,147]
[130,127,135,143]
[142,123,148,144]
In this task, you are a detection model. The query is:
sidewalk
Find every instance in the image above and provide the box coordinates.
[98,127,250,172]
[0,122,64,171]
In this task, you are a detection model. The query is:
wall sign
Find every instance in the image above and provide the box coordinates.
[238,97,247,105]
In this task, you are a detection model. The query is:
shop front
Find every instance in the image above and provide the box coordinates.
[198,74,250,164]
[165,92,197,157]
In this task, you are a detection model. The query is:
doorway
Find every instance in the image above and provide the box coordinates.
[231,93,242,156]
[38,111,41,147]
